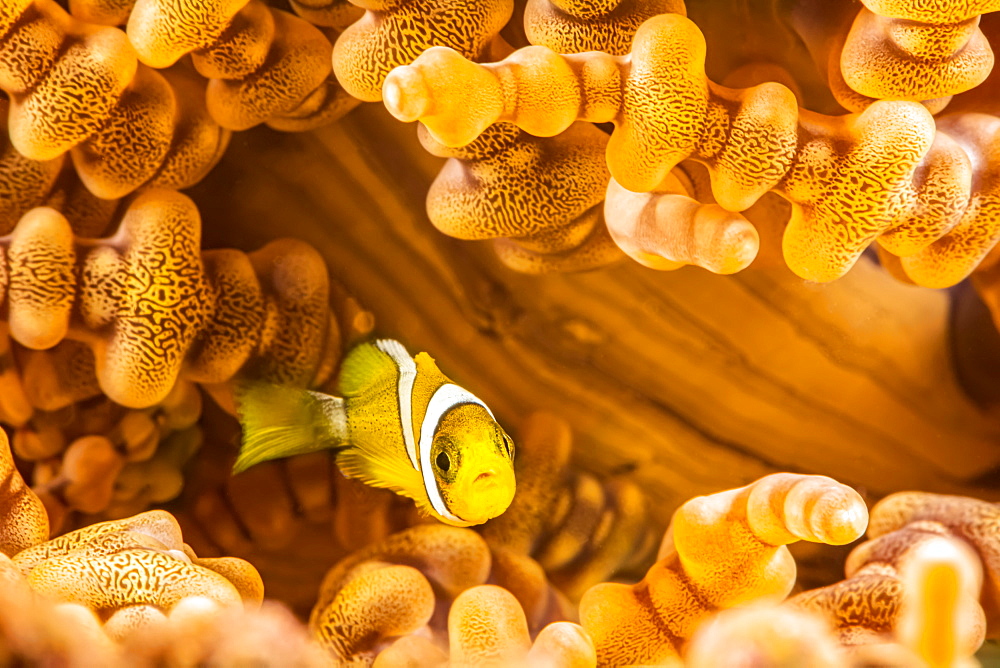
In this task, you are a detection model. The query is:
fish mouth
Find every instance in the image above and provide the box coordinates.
[443,467,515,526]
[473,471,496,484]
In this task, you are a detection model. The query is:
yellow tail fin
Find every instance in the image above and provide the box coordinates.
[233,383,347,474]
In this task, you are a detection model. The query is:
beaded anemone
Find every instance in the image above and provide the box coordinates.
[4,0,1000,665]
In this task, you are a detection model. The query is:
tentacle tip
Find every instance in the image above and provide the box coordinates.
[812,491,869,545]
[699,206,760,275]
[383,67,430,122]
[710,231,759,275]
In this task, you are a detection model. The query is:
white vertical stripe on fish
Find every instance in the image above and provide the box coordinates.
[418,383,494,522]
[375,339,420,471]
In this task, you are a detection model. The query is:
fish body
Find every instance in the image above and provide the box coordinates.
[235,339,515,526]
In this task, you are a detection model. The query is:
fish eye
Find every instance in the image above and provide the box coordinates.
[494,426,513,458]
[436,451,451,472]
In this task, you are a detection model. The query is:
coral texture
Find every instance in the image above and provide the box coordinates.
[578,473,868,665]
[0,189,338,408]
[0,428,48,556]
[127,0,351,131]
[791,491,999,651]
[839,3,995,104]
[0,1,229,198]
[383,13,1000,285]
[332,0,513,103]
[5,0,1000,665]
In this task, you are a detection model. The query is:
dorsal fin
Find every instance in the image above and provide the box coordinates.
[413,352,451,385]
[338,340,398,397]
[410,351,453,428]
[375,339,410,363]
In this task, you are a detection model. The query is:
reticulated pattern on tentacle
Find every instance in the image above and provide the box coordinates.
[524,0,686,57]
[125,0,353,131]
[788,491,994,663]
[329,0,514,103]
[575,472,868,666]
[420,122,625,274]
[417,1,683,273]
[0,189,340,410]
[0,1,230,199]
[384,13,1000,284]
[834,1,999,109]
[67,0,136,26]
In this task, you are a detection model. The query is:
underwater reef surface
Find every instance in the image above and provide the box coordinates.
[3,0,1000,664]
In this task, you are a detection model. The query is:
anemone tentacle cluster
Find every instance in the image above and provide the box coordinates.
[9,0,1000,289]
[790,491,1000,652]
[0,187,347,525]
[5,397,1000,665]
[383,12,1000,286]
[0,0,230,199]
[21,383,203,531]
[820,1,999,112]
[578,473,869,665]
[125,0,355,131]
[0,99,124,232]
[411,0,679,274]
[306,473,999,667]
[0,431,328,665]
[5,0,1000,665]
[0,188,339,407]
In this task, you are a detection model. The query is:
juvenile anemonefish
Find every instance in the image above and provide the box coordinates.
[234,339,516,527]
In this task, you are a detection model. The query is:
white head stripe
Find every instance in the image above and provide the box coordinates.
[418,383,493,522]
[375,339,419,470]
